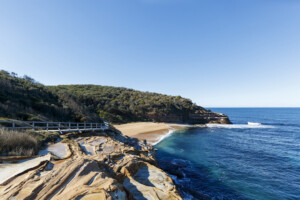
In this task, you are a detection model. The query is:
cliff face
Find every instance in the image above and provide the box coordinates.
[187,112,232,124]
[0,130,182,200]
[146,110,231,124]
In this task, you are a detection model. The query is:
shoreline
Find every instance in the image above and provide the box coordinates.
[114,122,190,145]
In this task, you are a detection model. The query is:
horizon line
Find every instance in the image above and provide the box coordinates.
[205,107,300,108]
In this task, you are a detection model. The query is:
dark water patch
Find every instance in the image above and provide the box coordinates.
[264,122,300,127]
[156,108,300,200]
[157,149,247,200]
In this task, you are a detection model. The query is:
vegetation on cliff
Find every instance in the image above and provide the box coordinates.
[0,70,100,122]
[0,70,226,124]
[49,84,211,123]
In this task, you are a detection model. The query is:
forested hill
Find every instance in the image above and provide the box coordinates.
[0,70,100,122]
[0,70,230,124]
[49,85,215,123]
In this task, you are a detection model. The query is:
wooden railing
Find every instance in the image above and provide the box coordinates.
[0,120,110,133]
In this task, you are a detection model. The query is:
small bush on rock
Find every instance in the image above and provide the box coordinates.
[0,129,38,156]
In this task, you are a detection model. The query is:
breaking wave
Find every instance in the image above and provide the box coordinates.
[151,129,176,145]
[205,122,274,129]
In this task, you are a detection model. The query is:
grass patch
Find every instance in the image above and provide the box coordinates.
[0,129,60,156]
[0,129,38,156]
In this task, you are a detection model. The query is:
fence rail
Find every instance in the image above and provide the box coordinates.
[0,120,110,133]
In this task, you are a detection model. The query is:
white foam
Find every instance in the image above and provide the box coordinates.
[247,122,261,125]
[151,122,274,145]
[151,129,175,145]
[205,122,274,129]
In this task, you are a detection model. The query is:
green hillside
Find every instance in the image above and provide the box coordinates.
[49,85,210,123]
[0,70,228,124]
[0,70,100,122]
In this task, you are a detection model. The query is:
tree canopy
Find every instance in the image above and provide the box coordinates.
[0,70,212,124]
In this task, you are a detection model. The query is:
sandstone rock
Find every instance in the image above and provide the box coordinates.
[123,163,181,200]
[0,131,182,200]
[146,110,231,124]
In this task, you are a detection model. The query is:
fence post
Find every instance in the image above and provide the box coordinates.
[12,121,15,129]
[69,122,71,131]
[46,122,49,131]
[77,123,79,130]
[59,122,61,130]
[32,122,35,130]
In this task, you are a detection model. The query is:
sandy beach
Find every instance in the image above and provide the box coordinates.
[114,122,189,145]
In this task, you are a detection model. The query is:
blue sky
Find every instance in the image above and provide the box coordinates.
[0,0,300,107]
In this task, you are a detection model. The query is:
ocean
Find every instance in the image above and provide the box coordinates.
[155,108,300,200]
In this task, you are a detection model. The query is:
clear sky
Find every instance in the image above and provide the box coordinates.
[0,0,300,107]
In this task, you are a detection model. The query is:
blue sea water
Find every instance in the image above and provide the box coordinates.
[155,108,300,200]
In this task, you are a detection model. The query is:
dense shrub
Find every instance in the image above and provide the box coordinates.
[0,129,61,156]
[0,129,38,156]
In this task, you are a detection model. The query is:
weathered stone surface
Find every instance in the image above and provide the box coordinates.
[0,131,182,200]
[0,154,51,185]
[38,143,70,159]
[123,164,181,200]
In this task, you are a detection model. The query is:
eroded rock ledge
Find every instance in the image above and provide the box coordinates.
[147,111,232,125]
[0,130,182,200]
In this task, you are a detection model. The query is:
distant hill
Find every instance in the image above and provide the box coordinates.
[0,70,100,122]
[0,70,230,124]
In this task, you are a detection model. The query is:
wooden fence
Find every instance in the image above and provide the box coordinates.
[0,120,110,133]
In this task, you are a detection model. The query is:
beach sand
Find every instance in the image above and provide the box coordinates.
[114,122,189,145]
